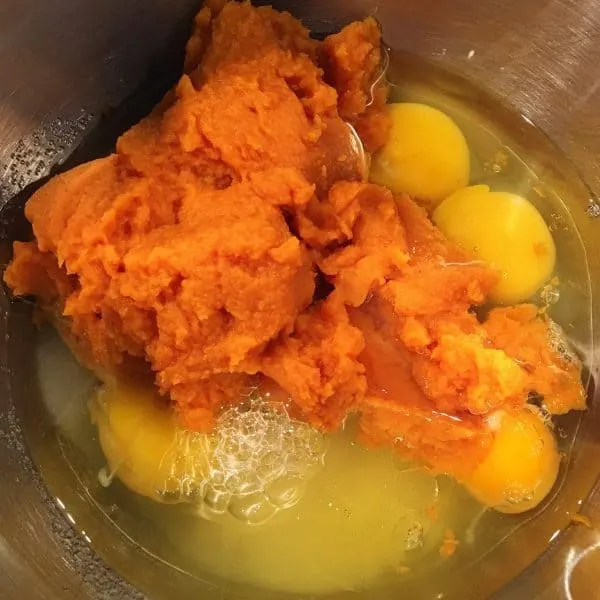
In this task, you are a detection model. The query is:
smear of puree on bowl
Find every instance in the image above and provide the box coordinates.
[3,0,588,592]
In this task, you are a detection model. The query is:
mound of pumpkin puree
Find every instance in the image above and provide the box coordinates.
[4,0,585,479]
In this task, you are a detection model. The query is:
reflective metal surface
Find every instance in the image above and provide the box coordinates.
[0,0,599,598]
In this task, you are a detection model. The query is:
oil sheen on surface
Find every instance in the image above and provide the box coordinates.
[24,53,594,600]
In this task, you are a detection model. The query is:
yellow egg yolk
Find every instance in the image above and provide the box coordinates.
[369,102,470,208]
[463,409,560,514]
[433,185,556,304]
[91,381,208,502]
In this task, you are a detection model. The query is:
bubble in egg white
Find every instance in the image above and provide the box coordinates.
[547,319,579,366]
[154,393,326,524]
[405,521,425,552]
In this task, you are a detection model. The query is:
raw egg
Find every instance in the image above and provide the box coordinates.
[433,185,556,304]
[91,381,207,502]
[464,409,559,514]
[369,102,470,208]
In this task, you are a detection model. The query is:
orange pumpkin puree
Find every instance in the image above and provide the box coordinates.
[3,0,585,478]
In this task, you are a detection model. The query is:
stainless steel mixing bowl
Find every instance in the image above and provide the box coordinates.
[0,0,599,598]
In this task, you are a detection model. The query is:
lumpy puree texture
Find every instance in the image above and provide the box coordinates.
[4,0,585,481]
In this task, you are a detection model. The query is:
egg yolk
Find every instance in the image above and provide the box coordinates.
[463,409,560,514]
[433,185,556,304]
[369,102,470,208]
[91,381,207,502]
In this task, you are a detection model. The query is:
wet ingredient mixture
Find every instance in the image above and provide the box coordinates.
[3,0,589,590]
